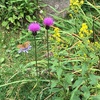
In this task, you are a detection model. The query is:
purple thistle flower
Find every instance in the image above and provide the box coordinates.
[28,22,40,36]
[43,17,54,30]
[18,45,32,53]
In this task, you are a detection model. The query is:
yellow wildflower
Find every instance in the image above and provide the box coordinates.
[80,23,88,32]
[69,14,73,18]
[77,41,82,47]
[56,37,61,43]
[84,53,87,57]
[79,32,84,37]
[70,0,84,12]
[90,30,93,34]
[52,27,61,43]
[80,1,84,5]
[87,40,90,44]
[94,42,100,49]
[54,27,60,33]
[79,23,93,37]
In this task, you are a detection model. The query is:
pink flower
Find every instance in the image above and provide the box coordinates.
[28,22,40,33]
[43,17,54,27]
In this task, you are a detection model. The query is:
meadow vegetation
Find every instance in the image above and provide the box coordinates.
[0,0,100,100]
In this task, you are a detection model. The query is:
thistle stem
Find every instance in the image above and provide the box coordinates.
[92,17,95,42]
[47,30,49,69]
[34,36,38,74]
[46,29,52,100]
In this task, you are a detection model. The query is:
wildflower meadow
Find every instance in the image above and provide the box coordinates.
[0,0,100,100]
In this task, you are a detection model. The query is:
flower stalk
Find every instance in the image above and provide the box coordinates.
[43,17,54,100]
[28,22,40,76]
[92,17,95,42]
[46,29,49,71]
[34,35,37,68]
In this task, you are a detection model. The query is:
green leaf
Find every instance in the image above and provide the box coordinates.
[15,54,20,58]
[17,21,21,26]
[56,67,62,80]
[48,5,59,13]
[0,58,5,64]
[6,24,10,29]
[8,17,14,23]
[51,87,62,93]
[0,4,6,8]
[86,1,100,14]
[73,77,83,88]
[18,13,24,19]
[82,63,88,76]
[70,94,80,100]
[81,85,90,99]
[51,80,58,88]
[91,95,100,100]
[25,0,28,3]
[13,15,17,19]
[54,97,64,100]
[71,80,84,100]
[65,73,73,84]
[24,61,36,68]
[26,15,33,22]
[89,74,99,85]
[2,21,8,27]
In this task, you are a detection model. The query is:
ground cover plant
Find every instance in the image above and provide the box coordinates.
[0,0,100,100]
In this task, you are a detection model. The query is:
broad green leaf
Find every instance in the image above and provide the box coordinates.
[2,21,8,27]
[8,17,14,23]
[73,77,84,88]
[71,80,84,100]
[51,80,58,88]
[13,15,17,19]
[91,95,100,100]
[25,0,28,3]
[0,4,6,8]
[89,74,99,85]
[0,58,5,64]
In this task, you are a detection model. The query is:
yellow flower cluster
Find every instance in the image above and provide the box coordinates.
[52,27,61,43]
[94,42,100,49]
[70,0,84,12]
[79,23,93,38]
[77,23,100,52]
[77,23,93,50]
[50,27,66,59]
[88,42,100,52]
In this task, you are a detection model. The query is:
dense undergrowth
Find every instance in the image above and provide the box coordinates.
[0,0,100,100]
